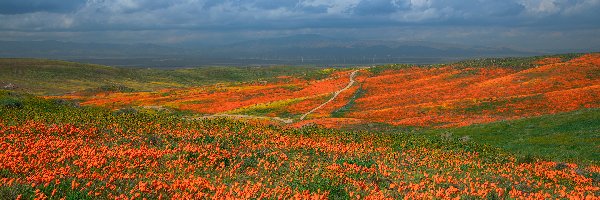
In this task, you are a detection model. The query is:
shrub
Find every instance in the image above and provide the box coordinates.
[517,154,537,164]
[459,136,471,143]
[328,186,350,200]
[554,162,568,170]
[0,97,23,109]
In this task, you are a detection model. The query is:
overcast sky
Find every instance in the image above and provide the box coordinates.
[0,0,599,50]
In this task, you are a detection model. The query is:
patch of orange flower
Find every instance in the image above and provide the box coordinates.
[1,120,597,199]
[349,53,600,127]
[51,54,600,128]
[58,70,354,115]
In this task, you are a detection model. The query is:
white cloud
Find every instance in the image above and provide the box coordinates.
[299,0,360,15]
[409,0,431,9]
[519,0,560,16]
[562,0,600,15]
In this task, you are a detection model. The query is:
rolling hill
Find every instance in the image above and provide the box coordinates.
[1,89,598,199]
[0,58,334,95]
[46,53,600,128]
[1,53,599,199]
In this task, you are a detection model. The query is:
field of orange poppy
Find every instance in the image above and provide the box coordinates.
[0,91,598,199]
[55,53,600,129]
[1,53,599,199]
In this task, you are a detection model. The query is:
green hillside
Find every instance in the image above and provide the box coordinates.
[0,58,334,95]
[424,109,600,164]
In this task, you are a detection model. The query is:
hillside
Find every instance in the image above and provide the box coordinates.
[1,91,598,199]
[345,53,599,127]
[423,108,600,163]
[1,53,599,199]
[51,53,600,129]
[0,58,335,95]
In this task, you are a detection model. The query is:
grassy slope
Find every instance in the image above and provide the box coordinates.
[0,90,500,199]
[0,58,333,95]
[348,53,599,128]
[1,90,599,199]
[2,54,598,164]
[367,53,587,74]
[3,53,585,95]
[423,109,600,164]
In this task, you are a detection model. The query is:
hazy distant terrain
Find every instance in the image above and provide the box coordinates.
[0,35,543,67]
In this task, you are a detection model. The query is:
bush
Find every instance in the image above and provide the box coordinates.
[554,162,568,170]
[516,154,537,164]
[328,186,350,200]
[115,107,137,115]
[52,99,80,107]
[0,97,23,109]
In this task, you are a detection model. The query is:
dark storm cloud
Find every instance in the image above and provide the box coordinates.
[1,0,599,31]
[0,0,85,15]
[0,0,598,50]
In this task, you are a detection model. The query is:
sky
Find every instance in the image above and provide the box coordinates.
[0,0,599,51]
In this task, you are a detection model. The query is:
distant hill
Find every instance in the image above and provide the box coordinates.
[213,34,534,58]
[0,40,185,59]
[0,58,331,95]
[0,35,540,66]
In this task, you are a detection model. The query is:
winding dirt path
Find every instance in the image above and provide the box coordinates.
[186,69,360,123]
[300,70,359,120]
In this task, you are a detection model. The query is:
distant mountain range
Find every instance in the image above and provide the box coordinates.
[211,34,532,58]
[0,40,183,59]
[0,34,565,67]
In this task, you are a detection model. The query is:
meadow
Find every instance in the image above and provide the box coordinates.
[1,91,599,199]
[0,58,335,95]
[0,53,599,199]
[51,53,600,129]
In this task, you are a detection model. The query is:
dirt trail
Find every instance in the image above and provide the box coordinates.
[300,70,359,120]
[187,69,360,123]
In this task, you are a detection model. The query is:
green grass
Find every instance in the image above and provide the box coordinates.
[331,84,365,118]
[367,64,415,75]
[367,53,590,75]
[459,95,544,115]
[423,109,600,164]
[451,53,586,70]
[339,108,600,164]
[0,180,93,200]
[226,97,305,118]
[0,58,337,95]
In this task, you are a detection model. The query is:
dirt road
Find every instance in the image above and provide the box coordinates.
[300,70,359,120]
[187,69,360,123]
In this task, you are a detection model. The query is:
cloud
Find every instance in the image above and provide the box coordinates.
[0,0,85,15]
[1,0,599,31]
[0,0,598,50]
[354,0,401,16]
